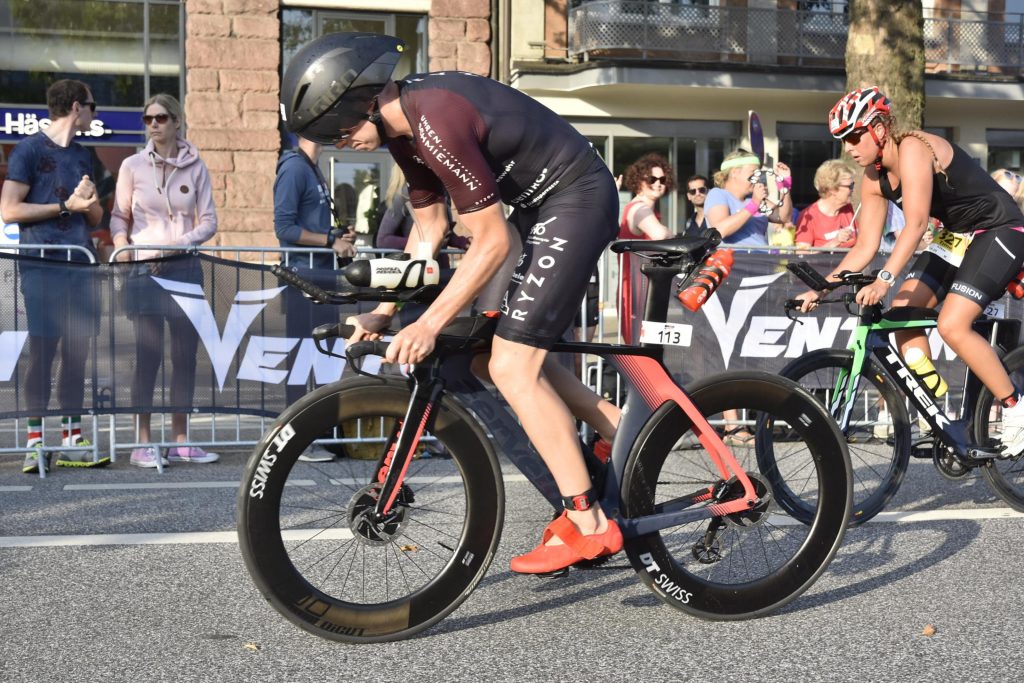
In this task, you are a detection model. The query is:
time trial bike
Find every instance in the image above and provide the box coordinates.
[236,232,853,642]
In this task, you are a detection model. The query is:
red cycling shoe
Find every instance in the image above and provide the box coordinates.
[510,512,623,574]
[592,438,612,464]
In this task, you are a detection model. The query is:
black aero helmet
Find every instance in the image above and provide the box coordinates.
[281,32,405,144]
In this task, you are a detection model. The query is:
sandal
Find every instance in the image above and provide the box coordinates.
[721,426,755,446]
[510,512,623,575]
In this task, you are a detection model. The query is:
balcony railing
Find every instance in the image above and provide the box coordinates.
[568,1,1024,76]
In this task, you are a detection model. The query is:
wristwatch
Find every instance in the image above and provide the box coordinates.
[877,270,895,286]
[58,199,71,219]
[325,230,335,248]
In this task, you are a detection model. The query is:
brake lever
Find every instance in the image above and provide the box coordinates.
[783,299,805,324]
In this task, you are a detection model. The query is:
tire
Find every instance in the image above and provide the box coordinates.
[237,376,504,643]
[620,371,851,619]
[778,350,911,525]
[974,346,1024,511]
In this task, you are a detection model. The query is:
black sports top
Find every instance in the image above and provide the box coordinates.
[879,141,1024,233]
[387,71,598,215]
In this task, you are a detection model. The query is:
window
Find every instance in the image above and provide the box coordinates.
[0,0,184,107]
[988,129,1024,173]
[281,8,428,77]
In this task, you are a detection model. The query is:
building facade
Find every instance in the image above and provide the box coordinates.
[1,0,1022,247]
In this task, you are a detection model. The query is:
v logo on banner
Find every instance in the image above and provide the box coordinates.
[700,271,785,368]
[153,277,286,390]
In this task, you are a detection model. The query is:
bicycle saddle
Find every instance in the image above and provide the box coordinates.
[611,232,721,256]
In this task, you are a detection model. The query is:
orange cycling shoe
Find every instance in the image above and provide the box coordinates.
[592,438,612,464]
[510,489,623,575]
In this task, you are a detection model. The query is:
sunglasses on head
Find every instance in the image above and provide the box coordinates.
[143,113,172,125]
[647,175,667,186]
[80,101,96,113]
[686,186,707,195]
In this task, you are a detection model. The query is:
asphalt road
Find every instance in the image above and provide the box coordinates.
[2,450,1023,682]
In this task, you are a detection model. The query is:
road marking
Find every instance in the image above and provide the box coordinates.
[0,486,33,492]
[0,528,354,548]
[62,480,317,491]
[330,473,530,486]
[870,508,1024,522]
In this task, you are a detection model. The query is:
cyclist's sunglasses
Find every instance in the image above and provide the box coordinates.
[142,113,173,125]
[843,127,870,146]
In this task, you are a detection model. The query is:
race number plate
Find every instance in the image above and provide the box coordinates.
[984,300,1005,318]
[639,321,692,347]
[926,229,971,267]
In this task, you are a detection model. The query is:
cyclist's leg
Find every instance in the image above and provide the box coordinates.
[937,228,1024,402]
[542,356,620,441]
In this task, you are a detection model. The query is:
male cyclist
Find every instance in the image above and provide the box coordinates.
[797,87,1024,457]
[280,32,623,573]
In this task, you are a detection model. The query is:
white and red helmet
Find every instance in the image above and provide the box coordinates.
[828,87,891,140]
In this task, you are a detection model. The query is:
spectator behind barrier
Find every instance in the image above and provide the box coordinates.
[109,93,220,468]
[0,78,106,473]
[991,168,1024,212]
[705,148,793,247]
[684,174,709,234]
[795,159,858,249]
[274,135,356,463]
[617,153,675,344]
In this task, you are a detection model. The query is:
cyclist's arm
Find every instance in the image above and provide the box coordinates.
[824,175,888,280]
[877,137,936,279]
[413,202,511,335]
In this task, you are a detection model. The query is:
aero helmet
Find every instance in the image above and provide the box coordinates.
[280,32,405,144]
[828,87,891,140]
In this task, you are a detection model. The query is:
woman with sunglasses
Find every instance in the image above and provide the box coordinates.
[705,149,793,247]
[991,168,1024,211]
[617,153,675,343]
[797,86,1024,458]
[110,93,219,468]
[794,159,858,249]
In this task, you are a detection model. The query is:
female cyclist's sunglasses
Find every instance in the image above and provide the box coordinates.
[143,113,173,125]
[843,128,869,146]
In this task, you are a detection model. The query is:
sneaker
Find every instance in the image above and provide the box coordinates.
[1000,399,1024,458]
[130,446,168,468]
[166,446,219,464]
[298,444,335,462]
[56,449,111,468]
[22,448,50,474]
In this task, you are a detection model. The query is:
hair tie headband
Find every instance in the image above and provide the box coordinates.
[720,155,761,171]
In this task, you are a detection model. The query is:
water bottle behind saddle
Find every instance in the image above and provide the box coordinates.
[1008,268,1024,300]
[678,249,735,312]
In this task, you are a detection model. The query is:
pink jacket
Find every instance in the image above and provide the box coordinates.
[109,137,217,259]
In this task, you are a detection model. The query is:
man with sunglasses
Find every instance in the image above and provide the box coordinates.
[281,32,624,574]
[796,86,1024,458]
[684,174,709,234]
[0,79,104,473]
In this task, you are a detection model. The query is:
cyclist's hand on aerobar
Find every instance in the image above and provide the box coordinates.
[856,279,890,307]
[795,289,821,313]
[386,321,436,366]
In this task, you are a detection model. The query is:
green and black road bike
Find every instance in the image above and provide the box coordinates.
[776,261,1024,525]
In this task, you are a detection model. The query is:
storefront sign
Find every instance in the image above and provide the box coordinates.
[0,106,145,144]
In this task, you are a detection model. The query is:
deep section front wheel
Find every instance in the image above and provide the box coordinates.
[973,346,1024,511]
[621,371,851,619]
[237,376,504,643]
[777,349,911,525]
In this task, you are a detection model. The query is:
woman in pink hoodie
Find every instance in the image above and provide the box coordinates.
[110,93,219,468]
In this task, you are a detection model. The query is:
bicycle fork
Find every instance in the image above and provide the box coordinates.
[371,370,444,519]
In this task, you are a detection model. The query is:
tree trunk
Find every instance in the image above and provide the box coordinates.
[845,0,925,132]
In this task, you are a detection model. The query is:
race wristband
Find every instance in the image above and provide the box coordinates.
[778,176,792,190]
[744,200,761,216]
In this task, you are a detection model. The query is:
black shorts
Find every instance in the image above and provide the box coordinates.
[20,261,99,338]
[497,161,618,348]
[905,227,1024,307]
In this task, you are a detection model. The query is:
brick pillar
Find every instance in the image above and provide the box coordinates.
[429,0,492,75]
[184,0,280,250]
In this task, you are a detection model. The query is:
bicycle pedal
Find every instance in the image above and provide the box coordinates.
[533,568,570,579]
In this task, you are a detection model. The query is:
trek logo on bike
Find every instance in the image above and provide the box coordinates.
[883,346,952,429]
